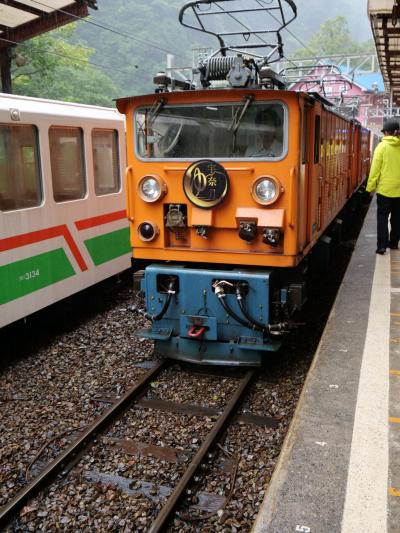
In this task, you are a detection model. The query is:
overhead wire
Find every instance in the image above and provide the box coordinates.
[192,0,316,66]
[9,0,309,80]
[26,0,186,59]
[257,0,376,74]
[256,0,321,62]
[8,0,352,86]
[255,1,360,103]
[0,35,143,78]
[258,1,375,89]
[212,1,273,48]
[198,1,308,71]
[51,36,139,70]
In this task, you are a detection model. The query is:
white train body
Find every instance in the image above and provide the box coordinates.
[0,94,130,328]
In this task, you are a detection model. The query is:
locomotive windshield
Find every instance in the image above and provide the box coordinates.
[135,102,286,160]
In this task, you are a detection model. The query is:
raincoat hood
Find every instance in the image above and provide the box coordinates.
[382,135,400,147]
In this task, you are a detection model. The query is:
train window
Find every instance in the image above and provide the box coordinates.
[92,129,120,195]
[49,126,86,202]
[0,124,42,212]
[135,102,287,160]
[352,126,357,153]
[301,109,309,164]
[314,115,321,164]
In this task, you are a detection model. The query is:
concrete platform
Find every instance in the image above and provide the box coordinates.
[253,201,400,533]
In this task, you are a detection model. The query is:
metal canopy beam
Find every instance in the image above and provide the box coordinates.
[0,1,98,48]
[369,0,400,106]
[1,1,45,17]
[0,0,97,92]
[0,2,89,49]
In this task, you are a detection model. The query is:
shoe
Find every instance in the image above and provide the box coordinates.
[376,248,386,254]
[389,244,399,250]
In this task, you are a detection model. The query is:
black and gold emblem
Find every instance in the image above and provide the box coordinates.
[183,159,229,209]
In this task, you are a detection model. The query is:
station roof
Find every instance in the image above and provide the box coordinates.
[369,0,400,105]
[0,0,97,50]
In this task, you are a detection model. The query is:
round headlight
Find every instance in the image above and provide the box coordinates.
[138,175,166,203]
[256,179,276,202]
[251,176,282,205]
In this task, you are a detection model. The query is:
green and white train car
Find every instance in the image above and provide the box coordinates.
[0,94,131,328]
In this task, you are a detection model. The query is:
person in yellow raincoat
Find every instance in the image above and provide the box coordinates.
[366,118,400,254]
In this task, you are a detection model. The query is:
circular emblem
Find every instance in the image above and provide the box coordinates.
[183,160,229,209]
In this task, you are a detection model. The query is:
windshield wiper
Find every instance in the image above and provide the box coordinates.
[145,98,166,148]
[148,98,165,127]
[227,94,254,134]
[228,94,254,152]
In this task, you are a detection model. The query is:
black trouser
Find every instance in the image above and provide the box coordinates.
[376,193,400,249]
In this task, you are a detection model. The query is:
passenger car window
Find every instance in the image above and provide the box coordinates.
[314,115,321,164]
[0,123,42,211]
[49,126,86,202]
[92,129,120,195]
[301,109,309,164]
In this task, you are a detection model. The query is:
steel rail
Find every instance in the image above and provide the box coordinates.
[0,359,169,527]
[148,368,256,533]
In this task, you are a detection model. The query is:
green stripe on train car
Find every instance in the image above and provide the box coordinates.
[84,227,131,266]
[0,248,75,304]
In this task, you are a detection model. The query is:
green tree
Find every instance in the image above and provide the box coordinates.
[291,16,375,60]
[11,24,119,106]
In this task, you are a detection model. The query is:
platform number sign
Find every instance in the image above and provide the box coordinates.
[295,526,311,532]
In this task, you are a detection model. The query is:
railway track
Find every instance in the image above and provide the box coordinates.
[0,359,280,531]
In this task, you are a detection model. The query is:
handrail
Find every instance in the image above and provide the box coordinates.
[289,166,297,228]
[125,165,134,221]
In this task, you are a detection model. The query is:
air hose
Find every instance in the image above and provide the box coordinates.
[213,280,288,335]
[213,281,260,331]
[236,285,266,332]
[129,279,176,321]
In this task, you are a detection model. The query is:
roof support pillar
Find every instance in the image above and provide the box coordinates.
[390,87,394,115]
[0,47,12,94]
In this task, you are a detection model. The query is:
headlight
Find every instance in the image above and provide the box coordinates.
[251,176,283,205]
[138,221,159,241]
[138,175,167,203]
[256,179,276,202]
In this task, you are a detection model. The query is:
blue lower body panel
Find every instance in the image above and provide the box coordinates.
[137,264,281,366]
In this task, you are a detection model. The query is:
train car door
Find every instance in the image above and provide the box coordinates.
[360,128,371,185]
[347,121,355,197]
[305,101,323,242]
[298,101,310,251]
[352,124,362,190]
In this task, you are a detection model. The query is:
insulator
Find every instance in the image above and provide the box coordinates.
[202,56,236,81]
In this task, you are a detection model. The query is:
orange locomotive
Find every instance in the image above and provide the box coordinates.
[117,0,370,365]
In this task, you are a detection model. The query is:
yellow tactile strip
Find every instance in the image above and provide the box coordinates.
[390,263,400,509]
[392,258,400,287]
